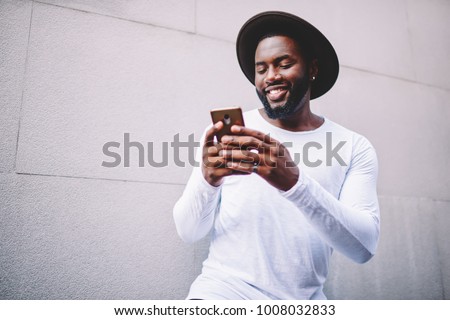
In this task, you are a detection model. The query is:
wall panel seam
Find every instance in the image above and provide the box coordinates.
[33,0,197,35]
[14,0,34,174]
[15,171,186,186]
[378,194,450,203]
[342,65,449,92]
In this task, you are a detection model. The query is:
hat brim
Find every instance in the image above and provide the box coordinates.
[236,11,339,100]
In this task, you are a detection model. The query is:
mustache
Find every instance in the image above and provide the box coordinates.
[264,81,290,90]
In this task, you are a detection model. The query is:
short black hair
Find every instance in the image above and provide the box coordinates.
[256,32,314,65]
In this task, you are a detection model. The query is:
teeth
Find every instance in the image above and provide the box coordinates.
[269,89,283,94]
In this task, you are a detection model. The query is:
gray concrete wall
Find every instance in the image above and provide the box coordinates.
[0,0,449,299]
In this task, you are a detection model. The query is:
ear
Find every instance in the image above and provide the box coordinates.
[309,58,319,81]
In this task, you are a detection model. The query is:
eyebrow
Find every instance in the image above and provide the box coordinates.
[255,54,292,66]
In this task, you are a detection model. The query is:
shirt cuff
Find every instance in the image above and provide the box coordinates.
[198,172,223,195]
[279,170,309,200]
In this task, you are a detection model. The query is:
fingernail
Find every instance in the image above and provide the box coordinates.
[231,125,242,132]
[221,136,232,143]
[225,162,235,168]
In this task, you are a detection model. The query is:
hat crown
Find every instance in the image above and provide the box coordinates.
[236,11,339,99]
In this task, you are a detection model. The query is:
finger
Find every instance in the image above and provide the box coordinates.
[210,167,251,180]
[204,121,224,147]
[225,161,255,174]
[221,135,273,152]
[206,145,222,156]
[203,155,227,168]
[218,149,260,163]
[230,125,278,144]
[259,153,277,167]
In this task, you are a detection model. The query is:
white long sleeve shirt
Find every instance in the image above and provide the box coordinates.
[173,109,380,299]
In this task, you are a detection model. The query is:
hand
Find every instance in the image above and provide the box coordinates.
[201,121,250,187]
[220,125,299,191]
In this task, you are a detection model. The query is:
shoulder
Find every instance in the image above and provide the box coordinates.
[326,119,376,151]
[325,119,378,171]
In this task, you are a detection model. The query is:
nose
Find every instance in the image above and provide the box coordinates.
[265,66,281,83]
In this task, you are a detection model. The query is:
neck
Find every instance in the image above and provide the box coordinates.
[259,99,323,132]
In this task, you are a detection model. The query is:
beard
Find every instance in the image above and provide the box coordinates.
[256,74,310,120]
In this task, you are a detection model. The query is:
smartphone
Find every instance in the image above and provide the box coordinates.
[210,107,245,142]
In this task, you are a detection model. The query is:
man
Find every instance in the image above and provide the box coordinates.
[173,11,379,299]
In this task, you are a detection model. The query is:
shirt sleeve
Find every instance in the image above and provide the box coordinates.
[281,135,380,263]
[173,130,222,244]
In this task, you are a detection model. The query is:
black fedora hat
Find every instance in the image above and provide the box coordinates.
[236,11,339,100]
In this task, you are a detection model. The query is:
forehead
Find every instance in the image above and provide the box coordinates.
[255,35,303,60]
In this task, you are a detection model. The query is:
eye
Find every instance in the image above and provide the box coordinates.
[256,67,267,75]
[280,63,294,69]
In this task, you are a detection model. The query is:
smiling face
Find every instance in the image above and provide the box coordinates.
[254,35,312,119]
